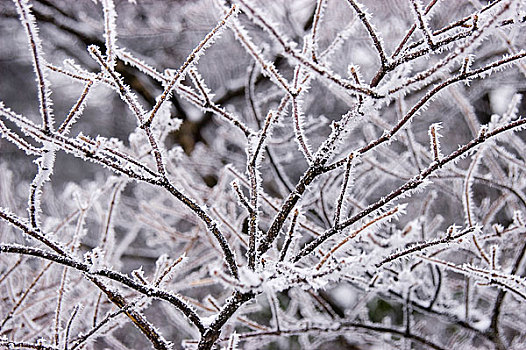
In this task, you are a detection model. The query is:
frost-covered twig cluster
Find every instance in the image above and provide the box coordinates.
[0,0,526,349]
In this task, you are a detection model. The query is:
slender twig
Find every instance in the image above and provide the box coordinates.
[245,61,294,193]
[317,205,404,270]
[279,209,299,262]
[64,304,80,350]
[219,322,447,350]
[310,0,326,63]
[14,0,54,132]
[391,0,440,58]
[428,123,442,162]
[189,67,252,136]
[88,45,167,176]
[418,255,526,300]
[489,239,526,349]
[345,0,388,67]
[0,118,43,155]
[0,244,205,333]
[101,0,117,70]
[409,0,435,49]
[375,226,475,268]
[70,306,125,350]
[333,154,355,227]
[58,80,93,135]
[0,340,59,350]
[143,4,238,128]
[87,275,172,350]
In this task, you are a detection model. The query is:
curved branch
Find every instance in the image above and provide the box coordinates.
[0,244,205,333]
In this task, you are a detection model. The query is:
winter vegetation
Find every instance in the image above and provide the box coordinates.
[0,0,526,349]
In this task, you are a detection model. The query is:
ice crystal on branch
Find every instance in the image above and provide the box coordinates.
[0,0,525,349]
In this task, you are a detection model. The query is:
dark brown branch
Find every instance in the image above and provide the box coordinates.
[0,244,205,333]
[345,0,388,68]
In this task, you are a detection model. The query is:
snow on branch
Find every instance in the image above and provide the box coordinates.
[13,0,54,132]
[1,1,526,349]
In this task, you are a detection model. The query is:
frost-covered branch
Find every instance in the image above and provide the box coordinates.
[1,1,525,349]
